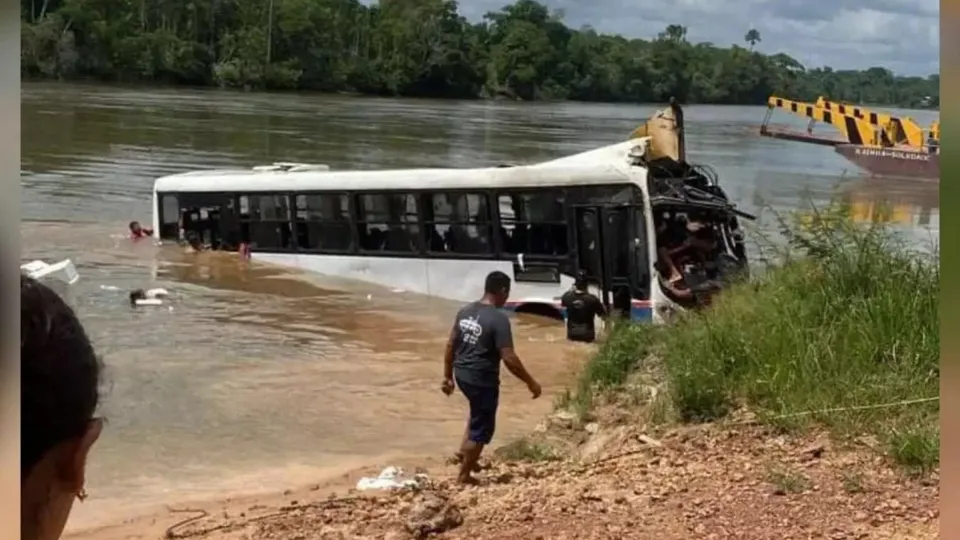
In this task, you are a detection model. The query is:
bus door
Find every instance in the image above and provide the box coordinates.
[218,196,240,250]
[573,204,647,318]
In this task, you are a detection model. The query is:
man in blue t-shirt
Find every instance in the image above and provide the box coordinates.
[442,270,542,484]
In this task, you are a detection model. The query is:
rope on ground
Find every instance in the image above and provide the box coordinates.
[580,448,652,471]
[741,396,940,423]
[577,396,939,472]
[163,496,367,539]
[164,508,208,539]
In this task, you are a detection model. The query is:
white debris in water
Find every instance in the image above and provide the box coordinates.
[21,259,79,285]
[355,466,427,491]
[100,284,121,291]
[366,294,373,300]
[145,288,169,298]
[130,288,171,307]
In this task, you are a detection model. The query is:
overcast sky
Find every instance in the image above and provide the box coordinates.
[455,0,940,76]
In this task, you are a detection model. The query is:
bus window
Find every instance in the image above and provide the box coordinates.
[425,192,492,255]
[240,194,294,250]
[497,191,568,257]
[294,193,353,252]
[568,185,633,205]
[158,194,180,239]
[161,195,179,224]
[357,193,420,253]
[250,195,289,221]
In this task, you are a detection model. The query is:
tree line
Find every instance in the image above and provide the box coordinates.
[20,0,939,108]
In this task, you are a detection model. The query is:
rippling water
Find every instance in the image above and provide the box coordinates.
[20,82,939,530]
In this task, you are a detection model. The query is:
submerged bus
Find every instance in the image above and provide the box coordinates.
[152,105,752,322]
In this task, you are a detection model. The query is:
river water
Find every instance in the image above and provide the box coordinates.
[20,82,939,530]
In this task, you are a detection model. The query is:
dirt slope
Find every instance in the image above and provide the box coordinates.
[162,422,938,540]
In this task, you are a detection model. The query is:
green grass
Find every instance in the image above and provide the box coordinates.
[766,465,812,494]
[840,468,867,493]
[494,437,560,462]
[564,200,939,472]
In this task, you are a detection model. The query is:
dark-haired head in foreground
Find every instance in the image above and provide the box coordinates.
[21,274,103,540]
[482,270,511,308]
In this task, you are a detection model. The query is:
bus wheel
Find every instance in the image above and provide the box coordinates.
[512,303,564,322]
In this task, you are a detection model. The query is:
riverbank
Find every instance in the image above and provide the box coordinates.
[67,422,939,540]
[65,206,939,539]
[20,0,940,110]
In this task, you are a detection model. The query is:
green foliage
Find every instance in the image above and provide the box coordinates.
[765,465,812,494]
[20,0,938,107]
[574,201,939,470]
[494,437,559,462]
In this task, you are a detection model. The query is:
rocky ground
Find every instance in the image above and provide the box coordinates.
[158,416,939,540]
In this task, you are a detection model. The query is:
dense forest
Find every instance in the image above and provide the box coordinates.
[20,0,940,108]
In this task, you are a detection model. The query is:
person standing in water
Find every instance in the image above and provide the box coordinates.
[21,274,104,540]
[442,270,541,485]
[560,272,607,343]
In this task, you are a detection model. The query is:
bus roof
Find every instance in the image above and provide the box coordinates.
[153,139,649,194]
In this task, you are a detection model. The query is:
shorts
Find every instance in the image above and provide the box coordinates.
[455,376,500,445]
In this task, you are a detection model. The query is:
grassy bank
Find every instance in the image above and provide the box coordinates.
[566,203,939,473]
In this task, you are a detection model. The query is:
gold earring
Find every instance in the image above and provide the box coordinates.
[77,488,88,502]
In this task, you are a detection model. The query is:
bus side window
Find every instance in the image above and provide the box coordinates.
[427,192,492,255]
[243,194,294,250]
[357,193,420,254]
[159,194,180,239]
[294,193,353,252]
[497,191,568,257]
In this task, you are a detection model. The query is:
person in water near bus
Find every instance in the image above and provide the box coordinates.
[659,222,724,304]
[442,270,541,485]
[657,219,715,282]
[128,221,153,240]
[560,272,607,343]
[22,274,103,540]
[183,231,206,253]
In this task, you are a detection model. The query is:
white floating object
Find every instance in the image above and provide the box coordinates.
[100,285,121,291]
[21,259,79,285]
[252,162,330,173]
[355,466,427,491]
[144,288,169,298]
[134,298,163,307]
[366,294,373,300]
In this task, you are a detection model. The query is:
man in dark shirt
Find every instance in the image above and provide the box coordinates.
[560,272,607,343]
[442,270,542,485]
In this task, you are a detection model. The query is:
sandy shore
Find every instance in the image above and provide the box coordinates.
[65,411,939,540]
[64,454,449,540]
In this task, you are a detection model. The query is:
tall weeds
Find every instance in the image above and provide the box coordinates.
[575,202,939,471]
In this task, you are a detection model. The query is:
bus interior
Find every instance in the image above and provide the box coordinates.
[628,98,755,310]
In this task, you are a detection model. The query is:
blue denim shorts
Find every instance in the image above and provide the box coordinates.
[455,377,499,445]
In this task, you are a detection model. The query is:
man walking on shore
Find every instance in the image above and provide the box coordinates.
[442,270,542,485]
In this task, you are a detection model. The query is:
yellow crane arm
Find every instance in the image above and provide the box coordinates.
[766,96,879,146]
[814,96,934,148]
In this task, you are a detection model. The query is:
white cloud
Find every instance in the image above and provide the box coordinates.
[455,0,940,76]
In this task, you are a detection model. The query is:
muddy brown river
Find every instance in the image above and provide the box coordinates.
[20,82,939,530]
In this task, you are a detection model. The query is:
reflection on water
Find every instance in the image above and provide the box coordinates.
[841,177,939,231]
[20,83,939,531]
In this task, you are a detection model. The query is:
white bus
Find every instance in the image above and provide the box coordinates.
[152,107,752,323]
